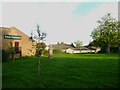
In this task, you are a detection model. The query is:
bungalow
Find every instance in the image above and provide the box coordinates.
[49,43,100,54]
[1,27,36,57]
[66,46,101,54]
[51,43,74,52]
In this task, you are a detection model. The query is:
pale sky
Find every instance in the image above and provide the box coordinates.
[0,1,118,45]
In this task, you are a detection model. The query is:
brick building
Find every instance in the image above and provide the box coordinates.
[0,27,36,57]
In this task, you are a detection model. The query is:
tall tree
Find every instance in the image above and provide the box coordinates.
[91,13,119,53]
[118,21,120,53]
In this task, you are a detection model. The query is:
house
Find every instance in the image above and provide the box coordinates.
[66,46,100,54]
[1,27,36,57]
[84,45,101,53]
[49,43,100,54]
[51,43,75,52]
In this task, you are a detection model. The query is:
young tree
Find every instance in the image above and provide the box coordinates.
[30,24,47,76]
[8,42,15,63]
[36,42,46,56]
[91,13,119,53]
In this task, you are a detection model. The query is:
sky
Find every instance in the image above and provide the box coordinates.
[0,0,120,2]
[0,0,119,45]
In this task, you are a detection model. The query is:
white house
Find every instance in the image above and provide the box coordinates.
[66,46,101,54]
[45,43,101,54]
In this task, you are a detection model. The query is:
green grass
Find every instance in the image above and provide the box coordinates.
[2,53,119,88]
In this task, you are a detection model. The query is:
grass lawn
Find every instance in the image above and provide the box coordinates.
[2,53,119,88]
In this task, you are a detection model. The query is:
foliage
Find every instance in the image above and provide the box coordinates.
[91,13,120,53]
[60,42,65,44]
[35,42,46,56]
[7,42,15,54]
[2,49,10,62]
[43,49,49,56]
[31,24,47,76]
[34,24,47,42]
[89,40,119,53]
[110,47,119,53]
[89,40,99,47]
[57,42,65,45]
[30,24,47,57]
[53,48,62,54]
[74,40,83,48]
[2,42,15,62]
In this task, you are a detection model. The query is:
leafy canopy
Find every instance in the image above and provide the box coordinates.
[91,13,120,47]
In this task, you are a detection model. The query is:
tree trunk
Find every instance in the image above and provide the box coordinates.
[37,56,40,77]
[12,53,14,63]
[119,44,120,54]
[20,52,22,58]
[106,45,111,53]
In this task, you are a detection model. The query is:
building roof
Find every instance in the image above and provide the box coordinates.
[51,43,74,49]
[84,45,98,50]
[0,27,29,37]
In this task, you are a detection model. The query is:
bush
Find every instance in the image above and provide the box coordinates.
[53,48,62,54]
[2,49,11,62]
[35,42,46,56]
[43,49,49,56]
[111,47,119,53]
[35,49,42,56]
[99,46,119,53]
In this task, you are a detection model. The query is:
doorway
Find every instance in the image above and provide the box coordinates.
[15,42,19,52]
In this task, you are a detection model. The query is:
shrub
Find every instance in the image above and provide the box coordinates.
[35,42,46,56]
[2,49,10,62]
[53,48,62,54]
[43,49,49,56]
[35,49,42,56]
[111,47,119,53]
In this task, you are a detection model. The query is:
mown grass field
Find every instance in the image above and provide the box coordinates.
[2,53,119,88]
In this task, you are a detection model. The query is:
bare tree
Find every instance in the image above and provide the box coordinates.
[74,40,83,48]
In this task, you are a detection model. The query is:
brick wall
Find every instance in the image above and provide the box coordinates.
[1,27,36,57]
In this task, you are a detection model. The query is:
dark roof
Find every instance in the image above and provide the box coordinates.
[51,43,98,50]
[70,47,88,50]
[84,45,98,50]
[51,44,74,49]
[80,46,89,50]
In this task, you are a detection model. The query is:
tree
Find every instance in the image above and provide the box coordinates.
[118,21,120,53]
[74,40,83,48]
[57,42,65,45]
[36,42,46,56]
[91,13,120,53]
[8,42,15,63]
[60,42,65,44]
[30,24,47,76]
